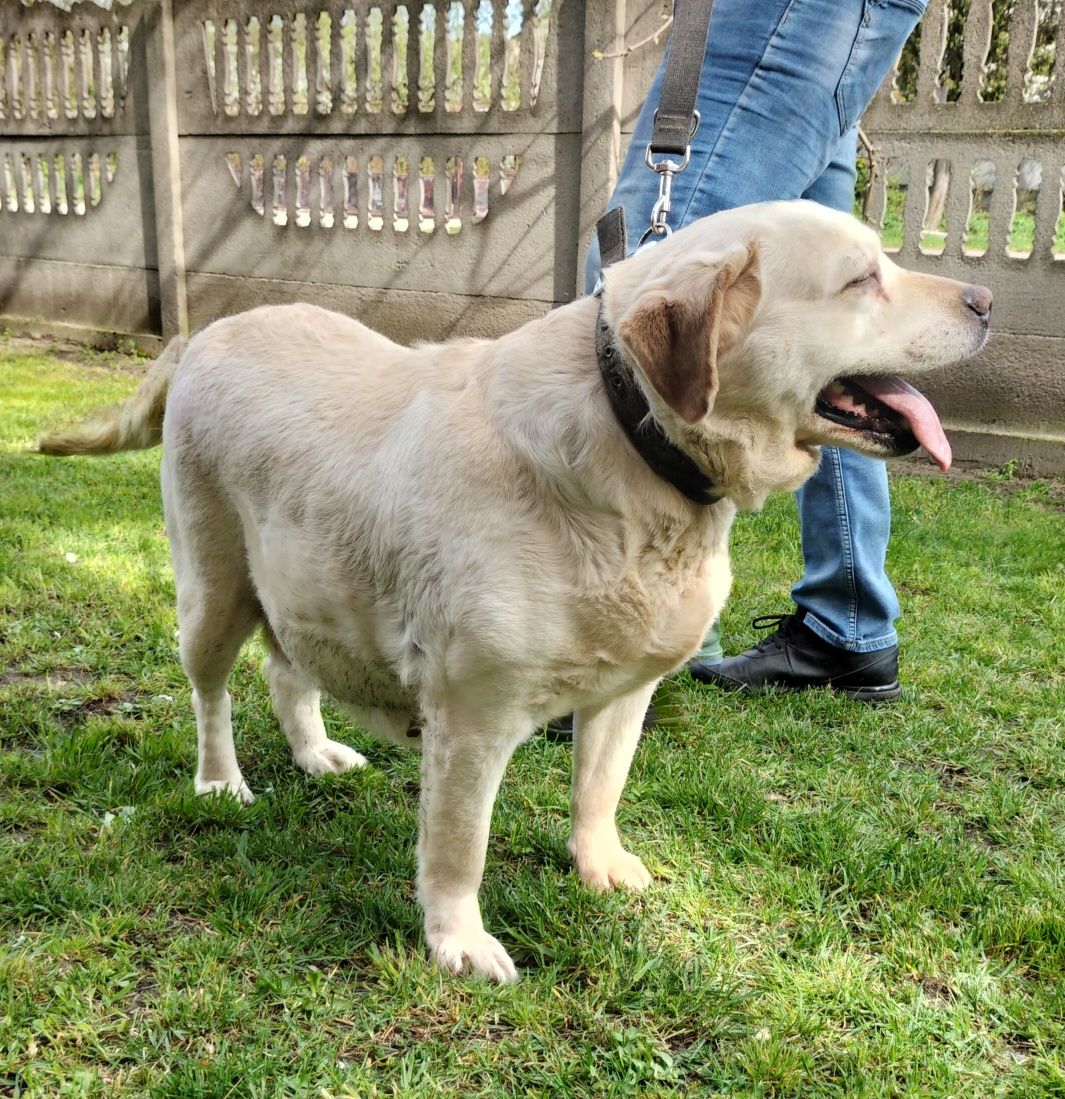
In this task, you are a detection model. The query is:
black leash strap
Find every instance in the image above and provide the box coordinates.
[595,302,721,507]
[596,207,628,269]
[649,0,715,158]
[596,0,714,260]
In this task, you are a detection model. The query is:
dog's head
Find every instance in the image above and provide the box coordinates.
[604,200,991,508]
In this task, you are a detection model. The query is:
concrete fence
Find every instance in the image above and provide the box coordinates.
[2,0,1063,470]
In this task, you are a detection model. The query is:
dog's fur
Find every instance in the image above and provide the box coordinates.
[39,201,990,981]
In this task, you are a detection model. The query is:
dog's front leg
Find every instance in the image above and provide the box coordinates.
[417,707,524,983]
[568,682,657,892]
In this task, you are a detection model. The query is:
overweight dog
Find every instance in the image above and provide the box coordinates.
[40,201,991,981]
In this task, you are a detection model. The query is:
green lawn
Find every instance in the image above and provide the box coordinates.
[2,338,1064,1097]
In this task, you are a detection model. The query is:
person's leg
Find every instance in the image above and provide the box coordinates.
[792,449,898,650]
[690,129,902,700]
[790,138,900,651]
[585,0,924,679]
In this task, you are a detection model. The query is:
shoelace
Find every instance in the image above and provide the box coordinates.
[749,613,796,653]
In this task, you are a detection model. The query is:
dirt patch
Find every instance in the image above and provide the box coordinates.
[125,976,161,1015]
[936,760,972,789]
[0,667,93,690]
[1004,1034,1035,1064]
[916,974,957,1009]
[49,691,156,726]
[899,457,1065,511]
[167,912,217,936]
[1,332,152,377]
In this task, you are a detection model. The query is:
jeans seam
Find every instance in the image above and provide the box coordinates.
[875,0,926,12]
[835,0,871,136]
[675,0,802,228]
[831,448,860,641]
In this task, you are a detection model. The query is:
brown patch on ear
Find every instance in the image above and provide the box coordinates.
[618,296,712,424]
[618,243,762,426]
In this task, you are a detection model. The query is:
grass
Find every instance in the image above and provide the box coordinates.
[2,337,1065,1097]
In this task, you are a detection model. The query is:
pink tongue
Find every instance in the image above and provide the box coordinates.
[857,376,952,471]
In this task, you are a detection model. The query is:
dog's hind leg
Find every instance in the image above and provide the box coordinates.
[165,472,261,804]
[179,581,260,805]
[261,627,367,777]
[568,682,657,892]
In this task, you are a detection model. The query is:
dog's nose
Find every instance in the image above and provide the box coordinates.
[962,284,993,320]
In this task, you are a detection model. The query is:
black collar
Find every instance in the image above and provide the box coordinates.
[595,301,722,506]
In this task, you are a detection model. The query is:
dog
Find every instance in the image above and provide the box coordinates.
[39,200,991,982]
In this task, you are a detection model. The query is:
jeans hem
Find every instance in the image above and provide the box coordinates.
[801,611,897,654]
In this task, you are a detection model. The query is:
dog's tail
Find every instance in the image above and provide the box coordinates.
[37,336,186,457]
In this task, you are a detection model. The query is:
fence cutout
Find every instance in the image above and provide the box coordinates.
[344,154,359,228]
[921,159,950,255]
[964,160,995,256]
[392,7,409,113]
[1055,168,1065,260]
[419,154,435,232]
[880,159,908,253]
[368,153,385,229]
[1007,158,1041,259]
[445,154,462,234]
[1023,0,1058,103]
[272,153,287,225]
[320,155,335,227]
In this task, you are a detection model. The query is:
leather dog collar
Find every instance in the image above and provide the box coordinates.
[595,301,722,507]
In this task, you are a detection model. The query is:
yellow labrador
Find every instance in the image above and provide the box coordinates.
[40,200,990,982]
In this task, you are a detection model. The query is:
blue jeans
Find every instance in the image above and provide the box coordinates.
[585,0,925,655]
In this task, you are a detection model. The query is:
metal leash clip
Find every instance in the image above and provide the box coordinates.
[640,110,700,245]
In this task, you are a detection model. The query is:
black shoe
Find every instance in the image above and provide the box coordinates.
[688,612,901,703]
[544,704,659,742]
[687,655,723,681]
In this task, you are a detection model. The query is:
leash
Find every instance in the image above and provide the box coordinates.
[593,0,720,507]
[598,0,714,265]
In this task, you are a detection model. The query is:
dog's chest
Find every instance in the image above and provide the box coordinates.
[554,541,731,699]
[273,623,413,711]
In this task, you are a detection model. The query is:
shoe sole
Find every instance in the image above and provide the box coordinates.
[834,680,901,703]
[692,671,902,704]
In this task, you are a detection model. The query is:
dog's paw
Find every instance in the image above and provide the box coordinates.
[571,840,652,893]
[293,739,368,777]
[429,930,519,984]
[195,775,255,805]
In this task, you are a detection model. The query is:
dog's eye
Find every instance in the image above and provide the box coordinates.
[843,270,879,292]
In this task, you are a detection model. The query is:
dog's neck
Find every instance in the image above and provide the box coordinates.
[485,298,729,526]
[593,299,722,507]
[486,296,813,519]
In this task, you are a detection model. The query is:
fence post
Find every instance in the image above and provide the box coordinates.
[577,0,628,294]
[144,0,188,340]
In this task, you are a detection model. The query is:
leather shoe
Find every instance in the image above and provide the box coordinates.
[688,612,901,703]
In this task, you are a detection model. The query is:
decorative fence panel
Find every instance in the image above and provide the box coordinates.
[2,0,1063,470]
[0,1,159,334]
[172,0,587,337]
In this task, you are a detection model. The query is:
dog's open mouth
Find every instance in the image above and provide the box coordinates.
[815,376,952,471]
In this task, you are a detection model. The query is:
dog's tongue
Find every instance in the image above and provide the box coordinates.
[860,376,952,471]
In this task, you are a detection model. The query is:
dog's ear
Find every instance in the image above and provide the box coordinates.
[617,243,761,425]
